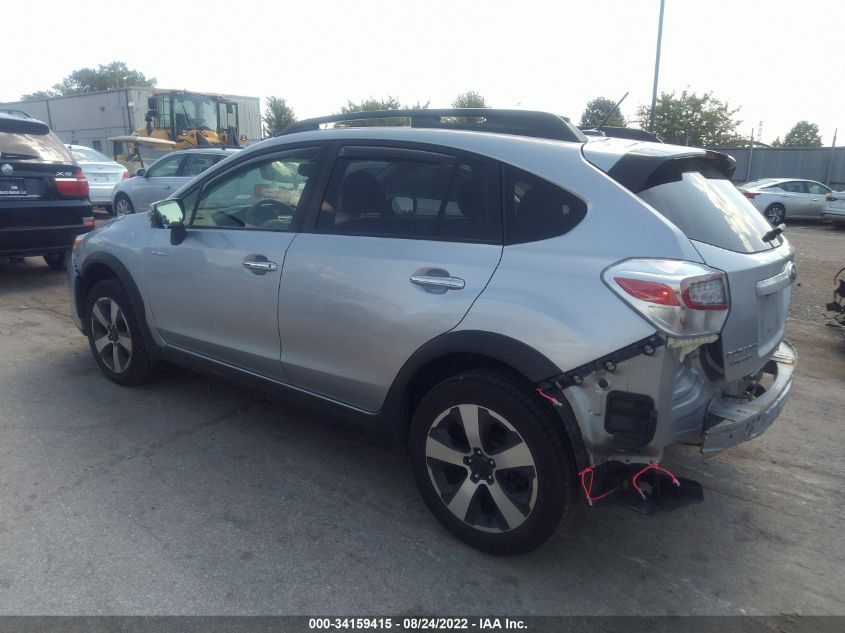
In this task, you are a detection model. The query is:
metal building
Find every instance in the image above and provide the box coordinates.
[0,88,262,154]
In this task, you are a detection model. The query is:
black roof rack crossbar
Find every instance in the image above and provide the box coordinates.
[279,109,587,143]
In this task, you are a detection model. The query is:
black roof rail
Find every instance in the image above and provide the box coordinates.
[580,125,662,143]
[279,109,587,143]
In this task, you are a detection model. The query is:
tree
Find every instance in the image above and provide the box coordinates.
[335,96,427,127]
[782,121,822,147]
[263,97,297,136]
[452,91,488,109]
[636,90,742,147]
[20,90,53,101]
[579,96,625,128]
[20,61,155,100]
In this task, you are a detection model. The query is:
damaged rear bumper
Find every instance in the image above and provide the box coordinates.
[701,341,796,456]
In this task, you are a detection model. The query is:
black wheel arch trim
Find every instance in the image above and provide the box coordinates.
[78,252,161,359]
[388,330,562,394]
[382,329,589,469]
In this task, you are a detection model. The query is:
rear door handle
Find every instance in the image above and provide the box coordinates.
[410,274,465,290]
[243,258,278,273]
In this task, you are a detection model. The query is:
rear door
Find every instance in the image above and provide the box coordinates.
[278,145,503,411]
[637,170,794,381]
[806,181,831,218]
[145,147,323,379]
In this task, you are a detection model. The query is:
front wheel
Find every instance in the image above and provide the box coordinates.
[85,279,155,386]
[409,371,576,555]
[764,203,785,225]
[43,251,67,271]
[114,194,134,216]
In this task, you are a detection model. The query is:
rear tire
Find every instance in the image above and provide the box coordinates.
[114,194,134,216]
[409,371,576,555]
[85,279,155,386]
[764,203,786,225]
[43,251,67,271]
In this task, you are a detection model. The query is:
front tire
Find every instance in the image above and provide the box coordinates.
[409,371,576,555]
[114,194,134,216]
[43,251,67,271]
[85,279,155,386]
[764,203,785,225]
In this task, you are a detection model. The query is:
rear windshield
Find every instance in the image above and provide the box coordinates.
[70,146,111,163]
[0,130,72,163]
[639,172,780,254]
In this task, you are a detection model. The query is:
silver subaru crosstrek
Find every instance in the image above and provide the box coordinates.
[68,109,796,554]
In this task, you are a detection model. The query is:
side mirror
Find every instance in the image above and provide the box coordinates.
[153,200,187,245]
[390,195,416,216]
[135,168,146,178]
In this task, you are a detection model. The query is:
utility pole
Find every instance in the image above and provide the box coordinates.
[648,0,666,132]
[826,128,838,186]
[747,127,754,182]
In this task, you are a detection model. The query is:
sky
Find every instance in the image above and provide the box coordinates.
[2,0,842,144]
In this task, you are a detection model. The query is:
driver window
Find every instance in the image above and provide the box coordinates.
[191,149,318,231]
[146,154,183,178]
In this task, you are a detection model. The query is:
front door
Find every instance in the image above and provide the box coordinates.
[133,153,186,211]
[279,146,504,412]
[778,180,810,217]
[145,148,321,379]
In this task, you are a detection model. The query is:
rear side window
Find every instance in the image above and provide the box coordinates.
[639,172,779,253]
[504,166,587,244]
[316,152,502,243]
[0,130,71,163]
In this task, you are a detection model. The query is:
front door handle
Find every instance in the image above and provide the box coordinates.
[410,274,465,290]
[243,258,278,273]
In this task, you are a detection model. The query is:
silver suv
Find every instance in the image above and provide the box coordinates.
[68,109,796,554]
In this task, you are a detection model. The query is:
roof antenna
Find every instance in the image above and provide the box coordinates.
[595,92,629,132]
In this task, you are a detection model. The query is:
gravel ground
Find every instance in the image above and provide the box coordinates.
[0,221,843,616]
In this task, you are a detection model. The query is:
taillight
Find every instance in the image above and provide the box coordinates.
[742,191,758,199]
[615,278,679,306]
[82,216,96,229]
[681,273,728,310]
[121,170,130,180]
[604,259,729,338]
[54,168,89,198]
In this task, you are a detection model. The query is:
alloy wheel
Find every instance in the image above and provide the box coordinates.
[90,297,133,373]
[425,404,538,533]
[766,206,784,224]
[115,197,132,216]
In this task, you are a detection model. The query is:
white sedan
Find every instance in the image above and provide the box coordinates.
[738,178,833,224]
[67,145,128,212]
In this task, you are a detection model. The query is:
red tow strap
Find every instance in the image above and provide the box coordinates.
[535,387,563,407]
[578,466,618,506]
[578,462,682,505]
[631,462,681,500]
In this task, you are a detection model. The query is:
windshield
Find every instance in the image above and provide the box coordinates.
[70,146,112,163]
[172,94,218,131]
[639,172,781,254]
[0,130,72,162]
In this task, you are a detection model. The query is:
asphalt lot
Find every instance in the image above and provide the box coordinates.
[0,220,843,616]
